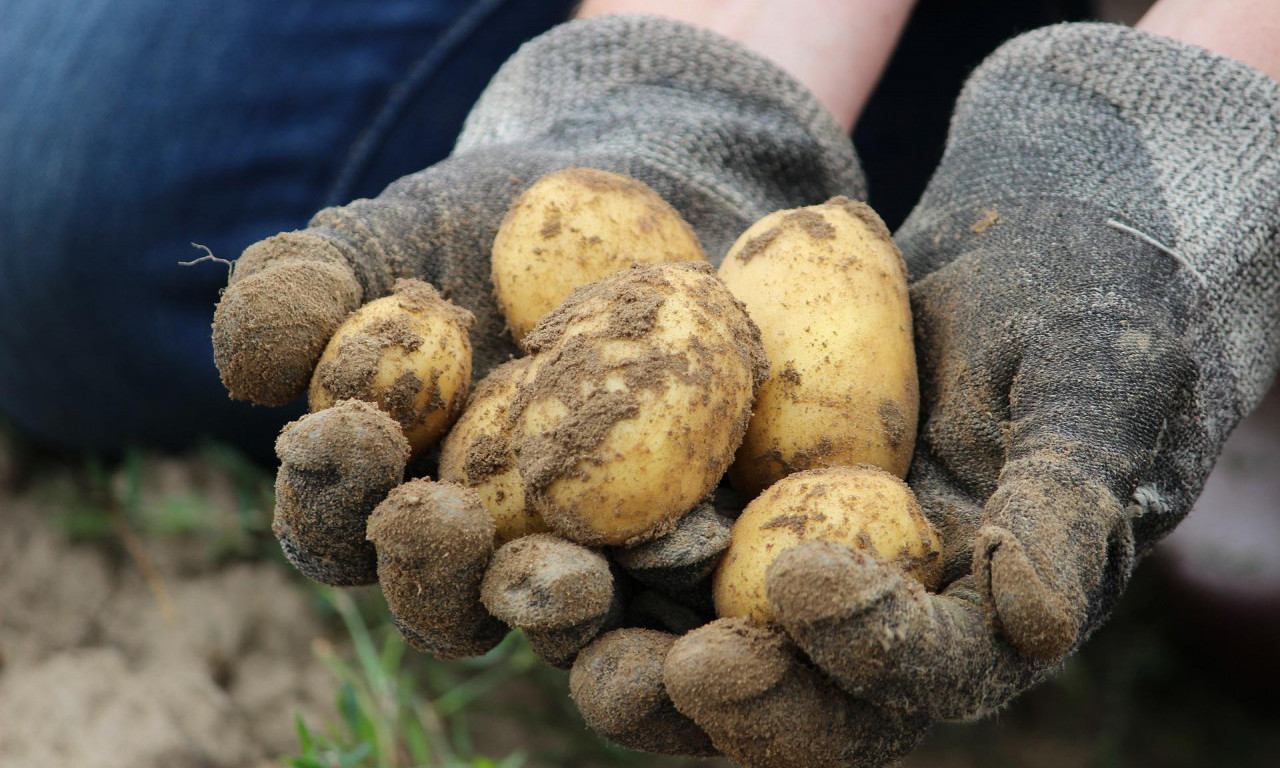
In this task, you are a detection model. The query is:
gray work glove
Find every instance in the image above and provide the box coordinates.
[579,24,1280,768]
[208,13,859,740]
[212,14,859,404]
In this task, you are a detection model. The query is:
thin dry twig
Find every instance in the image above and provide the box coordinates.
[179,242,235,285]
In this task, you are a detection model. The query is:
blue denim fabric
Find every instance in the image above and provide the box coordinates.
[0,0,575,456]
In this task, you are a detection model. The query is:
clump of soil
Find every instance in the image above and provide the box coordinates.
[0,462,337,768]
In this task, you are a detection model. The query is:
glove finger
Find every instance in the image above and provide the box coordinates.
[612,502,733,592]
[366,479,506,659]
[901,451,987,586]
[213,234,368,405]
[272,400,409,585]
[975,313,1191,660]
[213,153,537,405]
[624,589,712,636]
[768,540,1049,720]
[480,534,616,668]
[665,618,928,768]
[974,470,1129,661]
[570,628,719,757]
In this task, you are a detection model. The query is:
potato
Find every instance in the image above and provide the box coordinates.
[510,261,767,547]
[437,357,550,545]
[491,167,706,344]
[309,279,472,454]
[713,466,941,623]
[718,197,918,498]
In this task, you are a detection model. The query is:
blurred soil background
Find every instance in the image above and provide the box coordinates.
[2,420,1278,768]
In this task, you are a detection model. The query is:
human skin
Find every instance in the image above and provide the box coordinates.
[576,0,918,132]
[579,0,1280,128]
[1139,0,1280,82]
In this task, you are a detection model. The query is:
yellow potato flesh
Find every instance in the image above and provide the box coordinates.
[438,358,549,545]
[309,279,471,454]
[512,262,764,547]
[718,197,918,498]
[713,466,941,623]
[491,167,706,345]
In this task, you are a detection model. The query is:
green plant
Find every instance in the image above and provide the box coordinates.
[287,588,530,768]
[39,442,276,560]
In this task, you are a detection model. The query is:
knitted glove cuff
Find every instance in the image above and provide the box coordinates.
[455,14,865,258]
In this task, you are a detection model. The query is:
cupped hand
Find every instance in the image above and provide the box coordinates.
[209,13,861,735]
[572,22,1280,768]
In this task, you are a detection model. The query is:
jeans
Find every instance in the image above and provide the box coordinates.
[0,0,576,456]
[0,0,1086,458]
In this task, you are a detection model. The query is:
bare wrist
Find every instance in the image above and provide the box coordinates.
[1138,0,1280,82]
[575,0,915,131]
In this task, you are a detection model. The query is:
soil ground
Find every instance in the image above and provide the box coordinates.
[1,429,1277,768]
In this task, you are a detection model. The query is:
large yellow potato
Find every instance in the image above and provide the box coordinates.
[718,197,918,498]
[309,279,472,454]
[491,167,706,344]
[437,357,550,545]
[713,466,941,623]
[510,262,767,547]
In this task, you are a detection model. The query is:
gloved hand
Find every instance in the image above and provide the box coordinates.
[209,12,860,727]
[570,23,1280,767]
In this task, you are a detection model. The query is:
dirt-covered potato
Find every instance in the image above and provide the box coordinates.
[437,358,549,545]
[510,262,767,547]
[491,168,706,344]
[718,198,918,498]
[309,279,472,454]
[713,466,941,623]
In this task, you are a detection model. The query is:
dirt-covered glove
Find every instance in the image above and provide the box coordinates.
[212,14,859,404]
[209,13,860,734]
[576,23,1280,768]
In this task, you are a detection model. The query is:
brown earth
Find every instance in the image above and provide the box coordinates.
[3,427,1279,768]
[0,450,337,768]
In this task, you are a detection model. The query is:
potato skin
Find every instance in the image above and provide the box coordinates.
[309,279,473,454]
[718,197,918,498]
[491,168,706,345]
[713,466,941,623]
[437,357,550,545]
[511,261,767,547]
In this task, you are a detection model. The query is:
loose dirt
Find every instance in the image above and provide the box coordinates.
[0,454,337,768]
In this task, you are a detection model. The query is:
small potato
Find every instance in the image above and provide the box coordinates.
[491,168,706,344]
[437,358,549,545]
[310,279,472,454]
[713,466,941,623]
[718,197,918,498]
[511,262,767,547]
